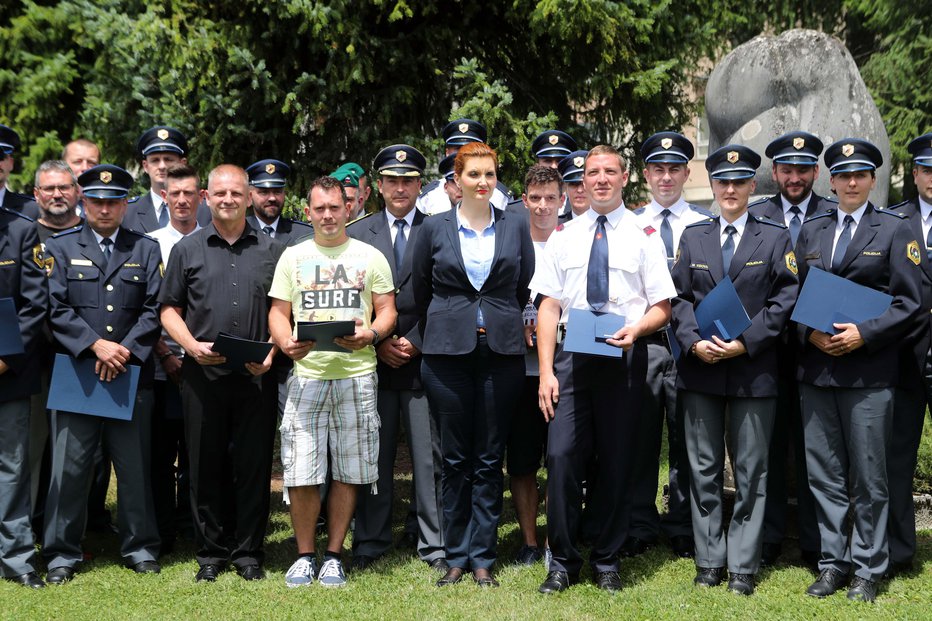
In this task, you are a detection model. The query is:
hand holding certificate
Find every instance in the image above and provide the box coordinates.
[47,354,140,420]
[563,309,627,358]
[296,320,357,353]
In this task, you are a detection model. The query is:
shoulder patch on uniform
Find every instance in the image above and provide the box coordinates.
[643,225,656,236]
[785,251,798,274]
[685,217,715,229]
[908,240,921,265]
[753,214,787,228]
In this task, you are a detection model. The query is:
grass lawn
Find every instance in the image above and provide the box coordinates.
[8,444,932,619]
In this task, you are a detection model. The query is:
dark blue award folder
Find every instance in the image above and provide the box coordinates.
[296,321,356,353]
[563,308,626,358]
[694,276,752,341]
[0,297,25,356]
[212,332,275,372]
[790,267,892,334]
[46,354,140,420]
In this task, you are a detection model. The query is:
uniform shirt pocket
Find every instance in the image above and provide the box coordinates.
[66,266,100,308]
[120,269,148,309]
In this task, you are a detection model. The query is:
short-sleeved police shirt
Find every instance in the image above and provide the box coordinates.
[158,221,285,377]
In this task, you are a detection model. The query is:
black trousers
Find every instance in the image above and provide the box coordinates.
[421,336,524,570]
[546,341,647,575]
[151,378,190,548]
[181,361,275,569]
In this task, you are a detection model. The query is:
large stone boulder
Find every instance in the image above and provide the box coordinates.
[706,29,890,206]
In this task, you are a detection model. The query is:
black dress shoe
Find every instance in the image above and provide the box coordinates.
[472,568,499,588]
[428,558,449,573]
[237,564,265,581]
[727,573,755,596]
[538,570,574,594]
[619,537,654,558]
[693,566,725,587]
[806,568,847,598]
[195,564,221,582]
[670,535,695,559]
[351,555,377,572]
[436,567,465,587]
[760,542,781,567]
[847,576,878,602]
[46,566,75,585]
[515,544,543,566]
[129,560,161,574]
[6,572,45,589]
[594,570,622,592]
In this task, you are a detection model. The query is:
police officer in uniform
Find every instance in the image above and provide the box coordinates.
[0,199,48,588]
[124,126,210,233]
[795,139,921,603]
[752,131,830,567]
[0,125,38,219]
[417,118,510,214]
[42,165,163,583]
[531,130,578,169]
[534,145,675,593]
[628,132,711,559]
[347,145,446,573]
[671,144,798,595]
[884,132,932,578]
[557,150,589,223]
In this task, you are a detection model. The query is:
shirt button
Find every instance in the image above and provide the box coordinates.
[233,322,238,327]
[133,275,139,281]
[106,326,114,333]
[78,273,84,279]
[106,284,114,291]
[231,263,235,268]
[232,282,237,287]
[106,305,114,312]
[233,301,238,306]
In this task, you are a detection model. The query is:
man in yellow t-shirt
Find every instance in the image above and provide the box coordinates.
[269,175,396,588]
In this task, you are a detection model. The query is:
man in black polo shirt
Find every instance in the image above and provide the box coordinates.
[159,164,284,582]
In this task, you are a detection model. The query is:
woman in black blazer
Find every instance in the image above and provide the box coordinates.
[411,142,534,587]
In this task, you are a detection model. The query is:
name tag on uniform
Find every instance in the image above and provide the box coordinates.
[70,258,93,266]
[0,259,15,267]
[745,260,765,267]
[689,263,710,270]
[861,250,882,257]
[123,262,142,267]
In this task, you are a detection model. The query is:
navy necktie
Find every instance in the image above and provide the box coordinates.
[393,219,407,268]
[587,215,609,310]
[262,226,274,237]
[158,202,169,228]
[832,215,854,272]
[100,237,113,267]
[660,208,674,259]
[788,205,802,246]
[721,224,736,274]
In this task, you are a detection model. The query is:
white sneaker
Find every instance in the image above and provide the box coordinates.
[285,556,318,588]
[317,557,346,587]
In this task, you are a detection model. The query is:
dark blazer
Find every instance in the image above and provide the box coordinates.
[412,206,533,356]
[748,192,834,224]
[671,214,799,397]
[347,209,426,389]
[888,198,932,382]
[0,207,47,401]
[246,215,312,247]
[44,225,163,386]
[1,190,38,219]
[794,204,922,388]
[124,192,211,233]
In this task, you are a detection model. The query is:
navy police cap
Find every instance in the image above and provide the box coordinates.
[373,145,426,177]
[641,132,694,164]
[78,164,134,199]
[706,144,760,180]
[0,124,21,154]
[438,153,457,181]
[765,131,823,166]
[442,118,487,147]
[246,159,290,188]
[558,150,589,184]
[907,132,932,168]
[824,138,882,174]
[532,130,578,159]
[136,126,188,158]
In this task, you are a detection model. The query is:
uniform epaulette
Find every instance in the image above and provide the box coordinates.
[748,197,769,208]
[752,214,787,228]
[128,196,140,203]
[687,203,714,217]
[684,217,715,229]
[124,228,158,242]
[823,196,839,204]
[875,206,906,219]
[50,225,83,238]
[805,211,835,222]
[0,205,35,222]
[347,211,376,226]
[887,199,911,213]
[418,179,440,197]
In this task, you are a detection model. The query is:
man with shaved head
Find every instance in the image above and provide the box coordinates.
[160,164,285,583]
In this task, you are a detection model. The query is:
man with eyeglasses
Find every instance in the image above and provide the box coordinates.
[33,161,82,245]
[0,124,38,219]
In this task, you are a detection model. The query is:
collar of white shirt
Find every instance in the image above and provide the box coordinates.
[384,208,416,230]
[648,196,687,220]
[91,229,118,248]
[837,202,868,227]
[919,196,932,223]
[780,193,812,217]
[455,204,495,232]
[720,210,749,240]
[150,189,165,214]
[586,204,626,230]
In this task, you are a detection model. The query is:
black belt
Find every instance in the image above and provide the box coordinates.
[643,329,670,349]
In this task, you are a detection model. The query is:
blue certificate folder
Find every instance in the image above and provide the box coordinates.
[563,309,626,358]
[791,267,893,334]
[0,297,25,356]
[296,320,356,353]
[694,276,752,342]
[212,332,275,372]
[47,354,140,420]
